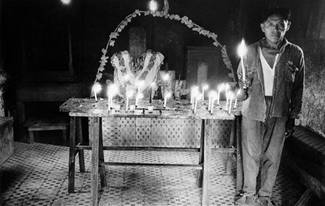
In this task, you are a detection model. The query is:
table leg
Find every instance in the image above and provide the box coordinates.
[226,120,236,174]
[99,117,107,188]
[91,117,100,206]
[235,115,243,195]
[68,117,76,193]
[202,119,210,206]
[198,119,205,188]
[77,118,85,173]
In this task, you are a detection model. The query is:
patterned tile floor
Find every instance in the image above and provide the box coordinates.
[0,142,305,206]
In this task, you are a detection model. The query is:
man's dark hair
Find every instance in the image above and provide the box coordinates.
[261,7,291,22]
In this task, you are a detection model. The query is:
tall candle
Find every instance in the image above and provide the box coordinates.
[107,84,118,110]
[237,39,247,83]
[225,91,229,109]
[228,98,233,113]
[135,92,143,107]
[234,90,240,109]
[208,92,212,111]
[126,90,134,111]
[208,91,217,113]
[150,82,157,104]
[202,83,209,100]
[164,91,172,108]
[162,72,170,97]
[92,83,102,101]
[194,96,198,113]
[217,83,225,105]
[228,92,235,113]
[191,86,199,109]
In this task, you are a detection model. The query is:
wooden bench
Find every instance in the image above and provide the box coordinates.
[25,118,68,144]
[283,126,325,205]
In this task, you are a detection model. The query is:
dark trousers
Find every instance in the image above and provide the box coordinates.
[241,97,287,197]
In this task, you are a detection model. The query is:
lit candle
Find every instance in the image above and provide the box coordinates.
[164,91,172,108]
[150,82,157,104]
[92,83,102,101]
[126,90,134,111]
[193,92,201,114]
[234,90,240,109]
[202,83,209,100]
[162,72,170,82]
[208,91,217,113]
[217,83,225,105]
[225,91,230,110]
[191,86,199,109]
[161,72,170,96]
[107,84,118,110]
[194,97,198,113]
[228,92,235,113]
[237,39,247,83]
[135,92,144,108]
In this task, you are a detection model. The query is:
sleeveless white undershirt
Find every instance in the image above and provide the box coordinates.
[259,47,279,96]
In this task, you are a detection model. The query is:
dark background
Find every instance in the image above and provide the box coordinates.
[1,0,325,141]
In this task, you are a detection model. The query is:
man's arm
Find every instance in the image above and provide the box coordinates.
[285,49,305,137]
[290,50,305,119]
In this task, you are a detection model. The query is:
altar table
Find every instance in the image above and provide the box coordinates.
[60,98,239,206]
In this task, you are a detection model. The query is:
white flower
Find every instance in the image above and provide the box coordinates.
[98,66,105,72]
[101,48,107,55]
[174,14,180,20]
[96,73,103,80]
[109,41,115,47]
[109,32,118,39]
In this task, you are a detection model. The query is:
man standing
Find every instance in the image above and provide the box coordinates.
[236,8,305,206]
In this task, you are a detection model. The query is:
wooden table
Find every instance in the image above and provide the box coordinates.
[60,98,238,206]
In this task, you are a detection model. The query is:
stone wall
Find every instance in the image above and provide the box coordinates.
[297,40,325,137]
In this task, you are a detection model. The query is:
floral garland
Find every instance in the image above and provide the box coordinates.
[94,9,234,83]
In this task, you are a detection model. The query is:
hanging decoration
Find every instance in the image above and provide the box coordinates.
[94,9,234,84]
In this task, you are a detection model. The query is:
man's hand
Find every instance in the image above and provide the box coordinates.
[287,61,299,73]
[285,118,295,137]
[237,88,248,101]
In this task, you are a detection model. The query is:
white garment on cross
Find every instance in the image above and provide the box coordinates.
[259,47,279,96]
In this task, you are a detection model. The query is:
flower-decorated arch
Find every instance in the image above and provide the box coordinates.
[94,9,235,84]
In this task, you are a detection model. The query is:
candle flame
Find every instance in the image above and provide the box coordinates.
[202,83,209,91]
[148,0,158,12]
[162,73,170,82]
[237,39,247,58]
[217,83,225,91]
[92,83,102,93]
[126,90,134,98]
[165,91,172,99]
[191,86,199,96]
[107,84,118,96]
[227,91,235,100]
[136,92,144,99]
[224,83,230,91]
[209,91,218,99]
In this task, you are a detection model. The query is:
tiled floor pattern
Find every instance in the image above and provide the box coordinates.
[0,143,304,205]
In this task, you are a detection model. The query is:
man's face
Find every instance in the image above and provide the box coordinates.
[260,15,291,44]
